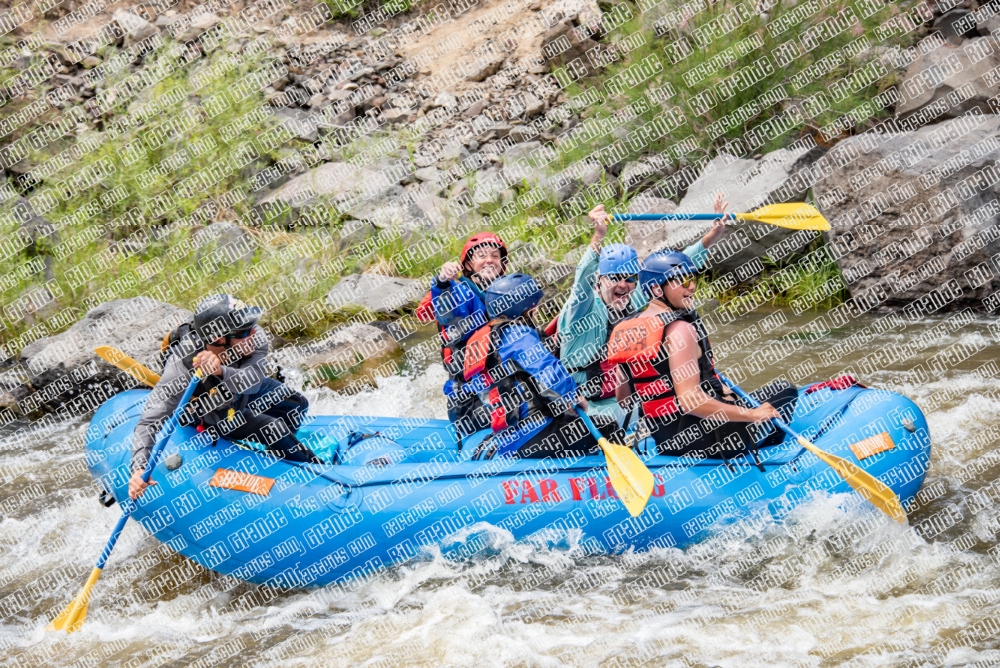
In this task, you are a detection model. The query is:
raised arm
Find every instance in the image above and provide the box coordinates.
[558,205,607,333]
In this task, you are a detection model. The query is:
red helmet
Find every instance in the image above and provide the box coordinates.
[461,232,508,270]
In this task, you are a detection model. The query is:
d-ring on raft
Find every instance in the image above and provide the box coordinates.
[84,380,930,588]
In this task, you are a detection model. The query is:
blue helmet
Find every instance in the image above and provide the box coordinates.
[597,244,639,276]
[639,250,698,298]
[484,273,543,319]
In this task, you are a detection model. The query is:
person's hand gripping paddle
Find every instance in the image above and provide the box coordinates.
[48,370,203,633]
[611,202,830,231]
[575,406,654,517]
[717,374,906,524]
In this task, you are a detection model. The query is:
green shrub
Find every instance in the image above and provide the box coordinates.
[559,0,919,165]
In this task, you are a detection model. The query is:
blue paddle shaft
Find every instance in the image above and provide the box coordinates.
[96,372,200,569]
[717,373,800,441]
[574,406,604,442]
[610,213,725,221]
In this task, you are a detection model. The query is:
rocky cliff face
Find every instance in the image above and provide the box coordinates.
[6,0,1000,297]
[814,115,1000,311]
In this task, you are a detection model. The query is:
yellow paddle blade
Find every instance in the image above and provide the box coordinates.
[598,438,654,517]
[94,346,160,387]
[47,567,102,633]
[796,437,907,524]
[736,203,830,231]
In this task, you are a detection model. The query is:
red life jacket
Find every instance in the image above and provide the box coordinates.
[606,308,723,420]
[416,291,435,323]
[565,356,618,401]
[462,325,507,431]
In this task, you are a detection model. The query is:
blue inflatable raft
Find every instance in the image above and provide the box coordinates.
[85,382,931,588]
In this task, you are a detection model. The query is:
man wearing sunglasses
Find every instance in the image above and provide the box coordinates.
[556,194,729,419]
[129,294,318,500]
[606,251,796,464]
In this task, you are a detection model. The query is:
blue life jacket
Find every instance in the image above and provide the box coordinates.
[462,320,578,458]
[431,276,489,396]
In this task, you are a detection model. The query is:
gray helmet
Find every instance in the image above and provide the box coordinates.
[192,294,262,343]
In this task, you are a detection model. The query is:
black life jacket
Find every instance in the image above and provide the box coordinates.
[462,320,560,433]
[564,355,618,402]
[606,307,723,420]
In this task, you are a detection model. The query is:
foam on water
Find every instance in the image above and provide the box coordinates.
[4,312,1000,666]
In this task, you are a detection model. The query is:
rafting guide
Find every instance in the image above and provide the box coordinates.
[129,294,319,501]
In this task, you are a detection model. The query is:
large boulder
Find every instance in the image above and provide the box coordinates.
[260,163,427,230]
[326,273,426,314]
[17,298,191,409]
[896,40,1000,119]
[811,115,1000,310]
[935,9,976,46]
[625,147,817,274]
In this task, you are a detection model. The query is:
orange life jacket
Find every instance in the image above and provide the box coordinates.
[606,308,723,419]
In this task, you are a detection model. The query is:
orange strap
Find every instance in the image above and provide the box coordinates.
[607,315,665,365]
[463,325,492,381]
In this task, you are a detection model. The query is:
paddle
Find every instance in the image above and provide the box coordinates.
[95,345,161,388]
[574,406,654,517]
[48,370,203,633]
[611,202,830,231]
[717,374,907,524]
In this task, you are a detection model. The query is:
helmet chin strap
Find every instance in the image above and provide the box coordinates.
[654,284,687,311]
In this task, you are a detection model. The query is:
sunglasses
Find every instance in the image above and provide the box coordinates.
[670,275,698,287]
[207,329,253,347]
[604,274,637,284]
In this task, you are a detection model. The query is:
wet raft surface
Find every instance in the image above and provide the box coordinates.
[3,309,1000,666]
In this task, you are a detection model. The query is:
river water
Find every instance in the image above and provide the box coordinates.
[3,307,1000,667]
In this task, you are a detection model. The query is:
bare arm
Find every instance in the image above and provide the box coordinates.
[665,321,777,422]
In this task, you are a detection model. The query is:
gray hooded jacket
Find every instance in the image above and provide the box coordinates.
[130,326,269,472]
